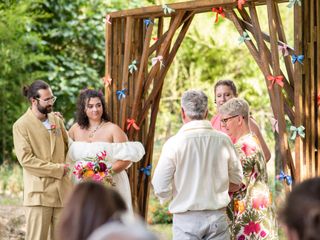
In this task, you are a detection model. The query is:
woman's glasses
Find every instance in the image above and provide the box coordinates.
[220,115,239,125]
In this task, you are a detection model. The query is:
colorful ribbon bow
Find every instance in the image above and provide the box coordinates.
[267,75,284,89]
[144,18,153,28]
[105,15,111,24]
[291,54,304,64]
[238,31,250,44]
[317,94,320,106]
[278,43,289,56]
[287,0,302,8]
[127,118,140,131]
[237,0,246,10]
[140,165,152,176]
[269,117,279,133]
[128,60,138,74]
[162,4,175,15]
[211,7,225,23]
[152,37,158,42]
[116,89,127,100]
[290,125,305,140]
[102,75,112,86]
[151,55,164,68]
[277,171,293,185]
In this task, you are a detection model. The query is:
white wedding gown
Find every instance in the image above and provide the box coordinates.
[67,141,145,213]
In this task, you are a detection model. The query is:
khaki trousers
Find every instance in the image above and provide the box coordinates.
[25,206,62,240]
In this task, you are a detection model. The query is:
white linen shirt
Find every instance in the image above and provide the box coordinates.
[152,120,243,214]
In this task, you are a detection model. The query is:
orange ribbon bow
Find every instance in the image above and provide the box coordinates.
[127,119,140,131]
[238,0,246,10]
[212,7,225,23]
[267,75,284,89]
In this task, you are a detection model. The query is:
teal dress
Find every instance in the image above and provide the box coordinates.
[228,134,278,240]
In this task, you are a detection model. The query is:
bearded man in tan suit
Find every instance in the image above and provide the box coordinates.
[13,80,72,240]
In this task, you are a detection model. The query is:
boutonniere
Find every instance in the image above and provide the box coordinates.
[49,124,60,136]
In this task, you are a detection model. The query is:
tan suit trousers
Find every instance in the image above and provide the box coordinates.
[25,206,62,240]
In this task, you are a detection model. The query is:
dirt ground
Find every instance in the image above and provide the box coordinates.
[0,205,25,240]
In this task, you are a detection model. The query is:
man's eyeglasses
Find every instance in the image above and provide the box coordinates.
[36,96,57,104]
[220,115,239,124]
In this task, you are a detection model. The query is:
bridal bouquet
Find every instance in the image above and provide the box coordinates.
[72,150,115,186]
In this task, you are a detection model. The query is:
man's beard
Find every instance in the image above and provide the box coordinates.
[37,103,53,115]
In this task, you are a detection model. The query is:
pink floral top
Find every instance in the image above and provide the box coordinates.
[227,134,278,240]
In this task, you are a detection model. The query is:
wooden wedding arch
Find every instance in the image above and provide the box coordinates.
[104,0,320,217]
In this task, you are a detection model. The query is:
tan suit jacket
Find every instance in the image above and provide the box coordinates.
[13,108,72,207]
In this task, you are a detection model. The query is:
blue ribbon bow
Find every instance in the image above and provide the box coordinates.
[291,54,304,64]
[238,31,250,44]
[287,0,302,8]
[144,18,153,28]
[162,4,175,15]
[277,170,293,185]
[290,125,305,140]
[128,60,138,74]
[116,89,127,100]
[140,164,152,176]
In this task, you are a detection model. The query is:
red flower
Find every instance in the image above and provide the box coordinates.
[99,162,107,172]
[244,221,261,235]
[238,235,245,240]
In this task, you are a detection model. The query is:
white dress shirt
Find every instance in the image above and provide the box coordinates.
[152,120,243,214]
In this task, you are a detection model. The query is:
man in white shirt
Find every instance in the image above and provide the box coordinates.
[152,89,243,240]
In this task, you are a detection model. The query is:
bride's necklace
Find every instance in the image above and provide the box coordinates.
[88,121,104,138]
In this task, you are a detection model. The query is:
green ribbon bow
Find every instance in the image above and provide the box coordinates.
[290,125,305,140]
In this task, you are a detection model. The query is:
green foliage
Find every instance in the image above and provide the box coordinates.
[0,0,49,163]
[148,194,173,224]
[0,161,23,196]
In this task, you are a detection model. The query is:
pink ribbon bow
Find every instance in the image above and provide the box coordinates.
[278,43,289,56]
[102,75,112,86]
[151,55,164,68]
[269,117,279,133]
[211,7,225,23]
[127,119,140,131]
[105,15,111,24]
[238,0,246,10]
[317,94,320,107]
[267,75,284,89]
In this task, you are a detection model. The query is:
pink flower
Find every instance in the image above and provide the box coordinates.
[244,221,261,235]
[241,142,256,156]
[252,194,269,209]
[260,230,267,238]
[86,162,94,169]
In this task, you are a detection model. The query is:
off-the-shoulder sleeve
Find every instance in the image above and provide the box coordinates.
[108,141,145,162]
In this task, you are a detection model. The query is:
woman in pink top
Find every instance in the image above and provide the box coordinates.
[211,80,271,161]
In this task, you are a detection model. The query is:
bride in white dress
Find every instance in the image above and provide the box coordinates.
[67,89,145,213]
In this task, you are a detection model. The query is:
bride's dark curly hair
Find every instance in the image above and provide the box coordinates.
[280,177,320,240]
[76,89,111,129]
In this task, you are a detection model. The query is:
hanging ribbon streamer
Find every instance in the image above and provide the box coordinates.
[211,7,225,23]
[291,54,304,64]
[127,118,140,131]
[140,164,152,176]
[276,170,293,185]
[317,94,320,107]
[102,75,112,86]
[105,15,112,24]
[128,60,138,74]
[290,125,305,140]
[151,55,164,68]
[287,0,302,8]
[237,0,246,10]
[267,75,284,89]
[238,31,250,44]
[269,117,279,133]
[162,4,175,15]
[144,18,153,28]
[278,43,289,56]
[116,89,127,100]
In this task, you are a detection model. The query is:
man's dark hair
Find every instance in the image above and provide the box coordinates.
[22,80,50,101]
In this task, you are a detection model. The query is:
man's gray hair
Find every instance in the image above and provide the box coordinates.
[181,89,208,120]
[219,98,250,121]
